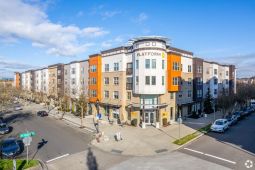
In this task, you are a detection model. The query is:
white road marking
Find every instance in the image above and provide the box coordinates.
[183,148,236,165]
[184,148,204,154]
[204,153,236,164]
[46,153,70,163]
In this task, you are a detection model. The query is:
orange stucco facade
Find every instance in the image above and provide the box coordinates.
[89,54,102,103]
[167,52,181,92]
[15,72,21,89]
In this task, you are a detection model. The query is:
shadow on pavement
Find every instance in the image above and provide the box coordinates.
[4,112,34,125]
[87,147,98,170]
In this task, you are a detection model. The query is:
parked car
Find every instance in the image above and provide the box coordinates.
[232,111,241,120]
[14,106,22,111]
[225,115,238,126]
[0,123,9,134]
[37,111,48,117]
[0,138,20,158]
[210,119,229,133]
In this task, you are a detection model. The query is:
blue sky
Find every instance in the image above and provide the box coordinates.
[0,0,255,78]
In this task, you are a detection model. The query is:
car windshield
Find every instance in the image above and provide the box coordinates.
[0,124,7,128]
[2,140,16,148]
[215,121,223,125]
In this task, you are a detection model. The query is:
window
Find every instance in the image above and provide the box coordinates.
[152,42,156,46]
[57,79,61,84]
[72,78,75,85]
[214,78,218,85]
[170,93,174,99]
[71,68,76,74]
[173,62,180,71]
[145,76,150,85]
[145,59,150,69]
[173,77,179,85]
[197,77,203,85]
[136,60,139,69]
[104,91,109,98]
[188,90,192,97]
[226,71,229,76]
[152,59,156,69]
[91,78,97,85]
[126,77,132,90]
[146,42,150,46]
[188,65,192,72]
[91,65,96,72]
[214,69,217,75]
[127,92,131,100]
[152,76,156,85]
[197,90,202,97]
[162,76,165,85]
[188,78,192,85]
[197,66,202,73]
[113,91,119,99]
[104,77,109,85]
[162,60,165,69]
[105,64,109,72]
[214,89,217,95]
[136,76,139,85]
[114,77,119,85]
[114,63,119,71]
[91,90,97,97]
[57,70,61,75]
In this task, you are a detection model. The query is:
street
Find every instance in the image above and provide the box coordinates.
[179,112,255,170]
[1,104,92,162]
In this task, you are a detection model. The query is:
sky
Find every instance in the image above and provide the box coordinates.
[0,0,255,78]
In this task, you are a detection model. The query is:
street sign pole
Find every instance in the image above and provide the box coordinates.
[13,158,16,170]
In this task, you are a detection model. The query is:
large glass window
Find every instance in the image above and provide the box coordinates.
[173,77,179,85]
[152,59,156,69]
[114,63,119,71]
[162,60,165,69]
[90,65,96,72]
[113,91,119,99]
[136,60,139,69]
[105,64,109,72]
[145,76,150,85]
[188,65,192,72]
[145,59,150,69]
[152,76,156,85]
[114,77,119,85]
[136,76,139,85]
[162,76,165,85]
[173,62,180,71]
[214,69,218,75]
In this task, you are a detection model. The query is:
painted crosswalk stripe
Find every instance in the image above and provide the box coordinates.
[184,148,204,154]
[46,153,70,163]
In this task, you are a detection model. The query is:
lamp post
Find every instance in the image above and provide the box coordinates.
[213,99,216,121]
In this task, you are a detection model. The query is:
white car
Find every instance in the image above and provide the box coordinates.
[210,119,229,133]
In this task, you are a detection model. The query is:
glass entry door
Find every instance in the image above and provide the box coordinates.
[144,112,155,125]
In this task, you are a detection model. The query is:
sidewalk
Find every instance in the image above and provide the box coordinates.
[90,112,223,156]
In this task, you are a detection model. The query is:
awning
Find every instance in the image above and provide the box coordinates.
[127,103,168,109]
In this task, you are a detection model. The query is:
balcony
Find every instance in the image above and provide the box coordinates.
[126,68,133,75]
[126,83,133,90]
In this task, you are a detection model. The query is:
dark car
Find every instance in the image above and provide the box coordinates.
[37,111,48,117]
[232,111,241,120]
[0,123,9,135]
[1,138,20,158]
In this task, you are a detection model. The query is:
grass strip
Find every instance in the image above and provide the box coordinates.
[0,159,39,170]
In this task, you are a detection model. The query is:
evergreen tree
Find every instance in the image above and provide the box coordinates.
[203,88,213,114]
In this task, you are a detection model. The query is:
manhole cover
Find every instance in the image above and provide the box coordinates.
[155,149,168,153]
[111,149,123,154]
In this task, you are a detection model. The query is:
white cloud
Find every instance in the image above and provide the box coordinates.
[0,0,109,56]
[101,36,125,49]
[134,13,148,23]
[101,11,121,20]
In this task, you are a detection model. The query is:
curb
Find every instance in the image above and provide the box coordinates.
[174,132,204,151]
[38,159,48,170]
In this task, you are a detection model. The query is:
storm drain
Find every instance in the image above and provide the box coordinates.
[155,149,168,153]
[111,149,123,154]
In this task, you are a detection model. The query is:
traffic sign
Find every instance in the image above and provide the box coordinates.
[19,131,36,138]
[22,137,32,146]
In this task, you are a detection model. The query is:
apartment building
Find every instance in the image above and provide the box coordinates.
[69,61,81,99]
[14,36,237,128]
[14,72,21,89]
[80,60,89,95]
[34,69,42,92]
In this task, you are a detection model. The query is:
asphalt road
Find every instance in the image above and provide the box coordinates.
[1,106,93,162]
[179,112,255,170]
